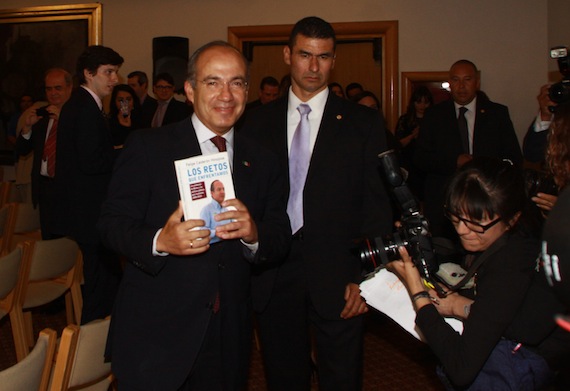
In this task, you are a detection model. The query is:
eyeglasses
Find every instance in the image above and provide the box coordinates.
[444,210,502,233]
[154,85,173,90]
[198,78,248,92]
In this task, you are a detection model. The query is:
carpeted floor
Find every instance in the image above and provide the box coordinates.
[0,304,445,390]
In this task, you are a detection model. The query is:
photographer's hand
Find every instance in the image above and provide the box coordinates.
[532,192,558,213]
[388,247,434,311]
[340,283,368,319]
[429,288,473,320]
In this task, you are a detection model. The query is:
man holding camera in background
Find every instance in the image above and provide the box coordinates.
[16,68,73,239]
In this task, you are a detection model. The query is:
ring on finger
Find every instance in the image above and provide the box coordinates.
[190,240,193,248]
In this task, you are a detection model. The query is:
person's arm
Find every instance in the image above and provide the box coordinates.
[98,131,209,276]
[523,84,554,162]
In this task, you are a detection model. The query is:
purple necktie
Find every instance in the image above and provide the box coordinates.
[287,104,311,234]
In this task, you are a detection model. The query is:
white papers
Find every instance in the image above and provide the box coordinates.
[360,268,464,341]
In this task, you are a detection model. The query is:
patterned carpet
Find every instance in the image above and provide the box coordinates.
[1,304,445,390]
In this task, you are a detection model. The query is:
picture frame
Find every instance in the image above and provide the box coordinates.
[0,3,102,135]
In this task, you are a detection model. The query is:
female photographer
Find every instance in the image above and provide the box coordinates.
[389,158,568,390]
[532,101,570,212]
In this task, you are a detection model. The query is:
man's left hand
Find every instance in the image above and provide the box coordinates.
[215,198,258,244]
[340,283,368,319]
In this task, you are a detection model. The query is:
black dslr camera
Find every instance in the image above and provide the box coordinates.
[549,46,570,110]
[358,150,445,295]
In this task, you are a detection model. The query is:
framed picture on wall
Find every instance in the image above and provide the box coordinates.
[0,3,101,152]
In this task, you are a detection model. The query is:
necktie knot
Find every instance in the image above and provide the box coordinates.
[459,106,468,116]
[297,103,311,118]
[210,135,227,152]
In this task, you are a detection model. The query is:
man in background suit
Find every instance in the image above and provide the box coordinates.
[98,41,290,391]
[415,59,522,238]
[243,16,392,391]
[151,72,192,127]
[128,70,157,128]
[55,45,124,324]
[16,68,73,239]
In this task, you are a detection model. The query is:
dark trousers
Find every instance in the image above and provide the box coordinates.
[256,241,364,391]
[79,241,122,324]
[38,176,62,240]
[117,313,228,391]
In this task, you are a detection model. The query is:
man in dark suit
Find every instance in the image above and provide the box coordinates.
[16,68,73,239]
[128,70,157,128]
[98,41,290,391]
[151,72,192,127]
[415,59,522,238]
[55,45,124,324]
[243,17,392,391]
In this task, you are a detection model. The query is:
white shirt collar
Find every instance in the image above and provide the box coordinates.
[454,97,477,114]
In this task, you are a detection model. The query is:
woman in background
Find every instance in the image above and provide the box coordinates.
[109,84,142,149]
[395,86,433,201]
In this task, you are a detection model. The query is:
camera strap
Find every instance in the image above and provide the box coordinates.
[447,233,509,292]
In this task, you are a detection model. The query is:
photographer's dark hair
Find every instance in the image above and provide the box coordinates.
[289,16,336,50]
[546,102,570,189]
[76,45,124,85]
[445,158,527,231]
[109,84,141,118]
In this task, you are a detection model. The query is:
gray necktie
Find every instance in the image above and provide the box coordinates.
[152,101,167,128]
[287,104,311,234]
[458,106,469,154]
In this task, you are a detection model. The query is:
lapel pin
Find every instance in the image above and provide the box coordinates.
[242,160,250,167]
[336,114,342,120]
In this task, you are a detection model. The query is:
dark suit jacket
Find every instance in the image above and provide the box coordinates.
[243,92,393,319]
[523,121,548,164]
[98,118,290,390]
[139,95,157,128]
[162,98,193,126]
[55,87,115,243]
[15,117,50,207]
[415,95,523,233]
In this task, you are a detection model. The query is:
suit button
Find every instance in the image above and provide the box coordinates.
[218,263,225,270]
[206,302,214,310]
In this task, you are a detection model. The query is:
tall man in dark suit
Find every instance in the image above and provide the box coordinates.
[16,68,73,239]
[415,59,522,238]
[151,72,192,127]
[55,46,124,324]
[243,16,392,391]
[127,70,157,128]
[98,41,290,391]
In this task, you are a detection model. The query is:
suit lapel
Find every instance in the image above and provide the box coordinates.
[306,94,342,183]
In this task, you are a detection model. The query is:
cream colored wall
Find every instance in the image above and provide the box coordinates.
[3,0,560,142]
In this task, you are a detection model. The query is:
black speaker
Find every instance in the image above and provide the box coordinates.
[153,36,189,92]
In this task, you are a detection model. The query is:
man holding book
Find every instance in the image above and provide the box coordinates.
[98,41,291,391]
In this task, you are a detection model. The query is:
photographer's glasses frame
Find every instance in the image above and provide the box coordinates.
[444,209,502,234]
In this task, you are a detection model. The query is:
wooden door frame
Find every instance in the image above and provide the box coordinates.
[228,21,399,130]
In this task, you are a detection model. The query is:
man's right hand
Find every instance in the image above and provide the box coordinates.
[156,201,211,255]
[20,105,47,135]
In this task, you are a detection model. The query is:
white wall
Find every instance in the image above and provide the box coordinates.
[3,0,560,141]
